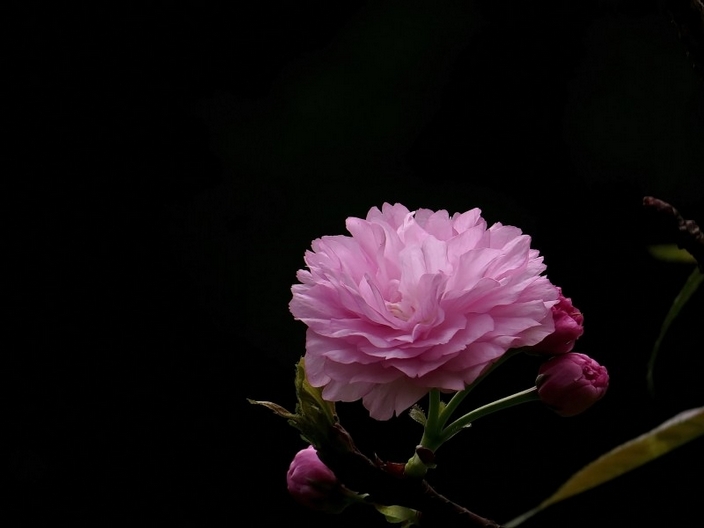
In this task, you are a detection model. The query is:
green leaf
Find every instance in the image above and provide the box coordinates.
[504,407,704,527]
[294,357,337,428]
[248,358,338,449]
[647,267,704,394]
[647,244,698,264]
[374,504,420,525]
[247,398,296,420]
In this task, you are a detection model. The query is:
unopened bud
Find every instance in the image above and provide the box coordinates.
[536,353,608,417]
[532,288,584,354]
[286,446,350,513]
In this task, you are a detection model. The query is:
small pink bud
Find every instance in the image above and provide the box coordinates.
[286,446,346,512]
[536,353,608,417]
[532,288,584,354]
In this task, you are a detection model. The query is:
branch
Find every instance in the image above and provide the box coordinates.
[252,360,502,526]
[317,423,501,528]
[643,196,704,271]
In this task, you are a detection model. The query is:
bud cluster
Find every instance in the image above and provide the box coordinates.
[530,288,608,416]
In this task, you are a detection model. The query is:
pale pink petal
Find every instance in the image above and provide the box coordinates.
[374,202,410,229]
[322,379,376,402]
[451,208,484,233]
[446,248,503,292]
[416,209,453,240]
[363,379,429,420]
[421,237,449,274]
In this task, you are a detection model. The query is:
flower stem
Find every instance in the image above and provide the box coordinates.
[440,386,539,443]
[405,351,528,476]
[437,349,522,430]
[405,389,443,477]
[426,389,441,429]
[436,389,469,431]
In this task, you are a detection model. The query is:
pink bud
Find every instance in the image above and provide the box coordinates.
[286,446,345,512]
[536,353,608,417]
[532,288,584,354]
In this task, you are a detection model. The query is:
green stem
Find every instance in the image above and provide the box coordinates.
[425,388,441,434]
[440,387,539,443]
[436,389,468,431]
[437,349,522,430]
[405,451,431,478]
[405,350,528,477]
[405,389,443,477]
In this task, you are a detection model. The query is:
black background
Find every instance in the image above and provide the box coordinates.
[8,1,704,526]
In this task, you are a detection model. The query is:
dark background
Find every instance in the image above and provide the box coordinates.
[7,1,704,526]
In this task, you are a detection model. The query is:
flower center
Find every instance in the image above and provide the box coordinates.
[385,301,414,321]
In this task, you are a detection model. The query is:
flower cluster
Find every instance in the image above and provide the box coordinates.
[529,289,608,416]
[279,202,612,525]
[290,203,608,421]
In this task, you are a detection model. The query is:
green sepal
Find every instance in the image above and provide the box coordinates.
[409,404,427,426]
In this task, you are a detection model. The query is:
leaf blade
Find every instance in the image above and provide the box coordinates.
[505,407,704,527]
[647,244,698,264]
[647,267,704,393]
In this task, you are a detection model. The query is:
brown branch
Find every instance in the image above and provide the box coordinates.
[317,423,501,528]
[255,361,501,526]
[643,196,704,271]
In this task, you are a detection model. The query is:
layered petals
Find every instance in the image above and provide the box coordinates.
[290,203,560,420]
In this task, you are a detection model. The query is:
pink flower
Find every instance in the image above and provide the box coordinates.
[290,203,559,420]
[531,288,584,354]
[287,446,344,512]
[536,353,609,417]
